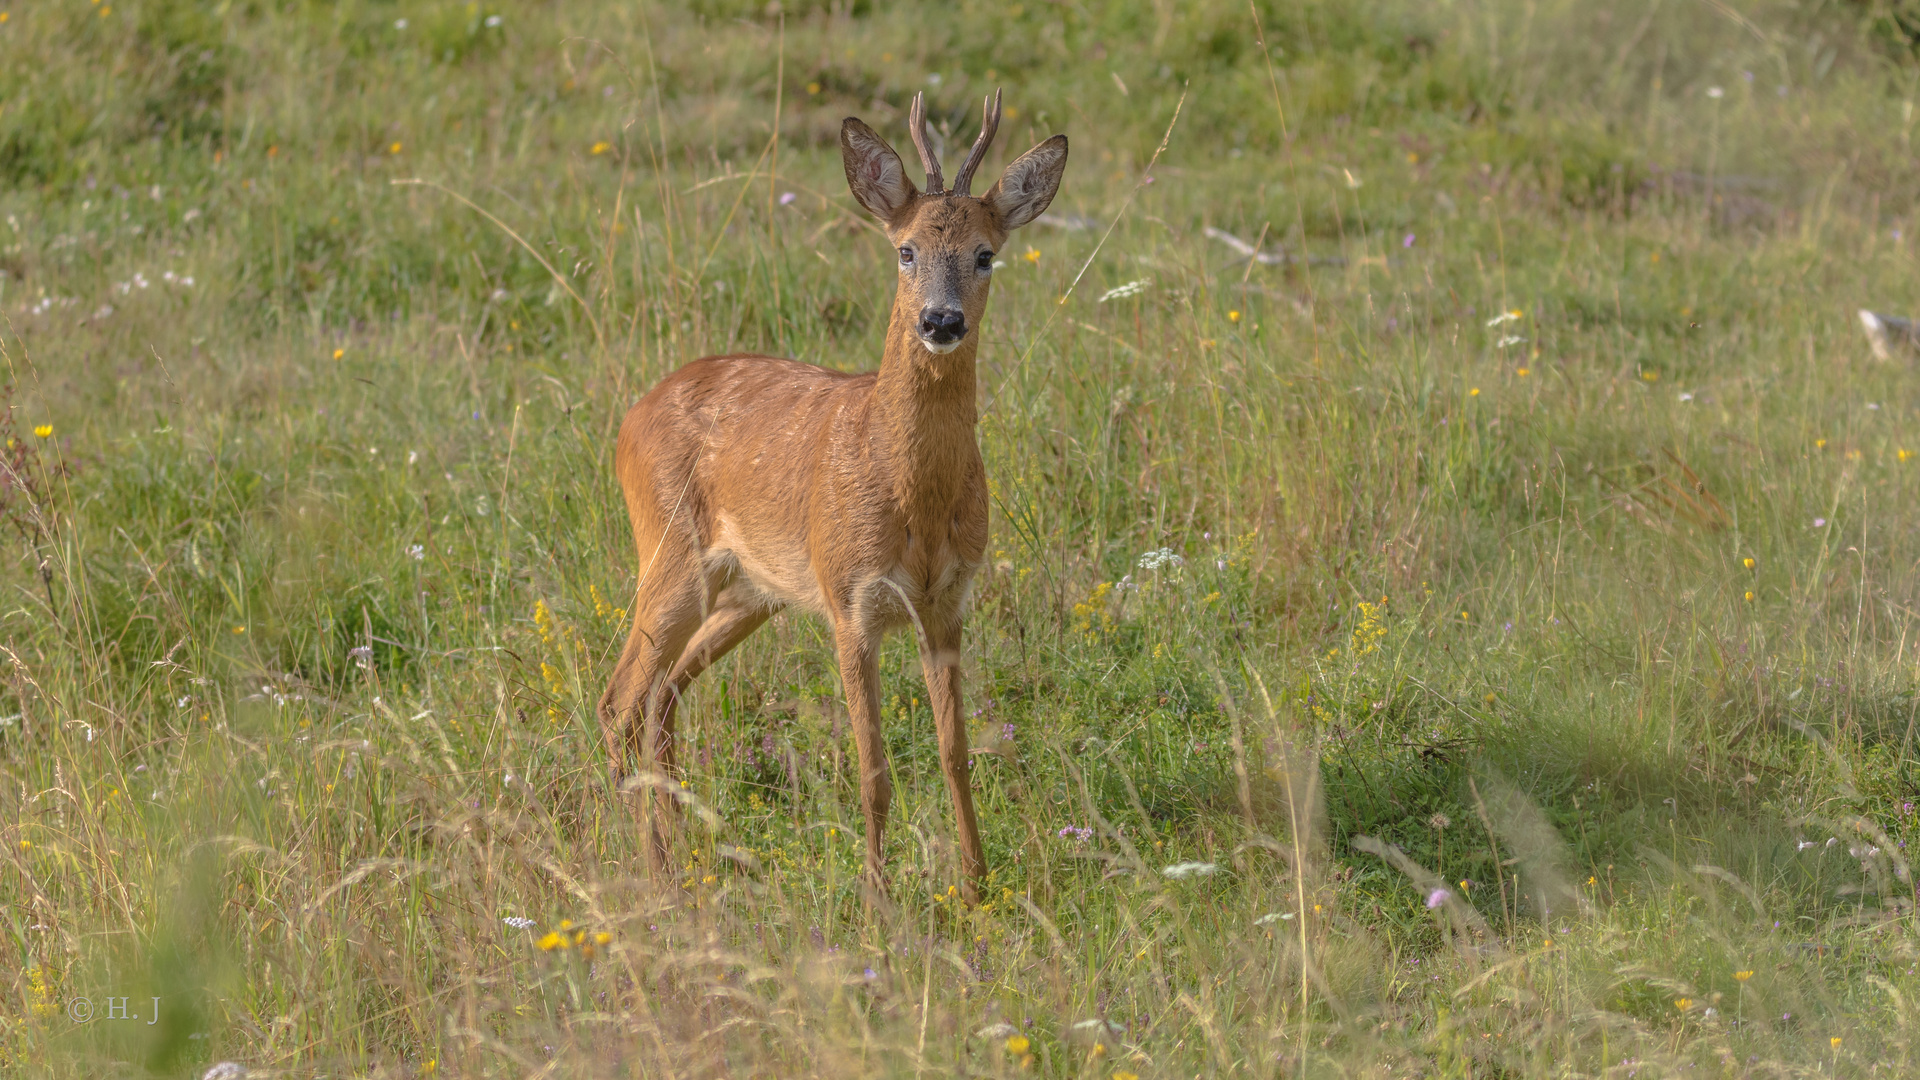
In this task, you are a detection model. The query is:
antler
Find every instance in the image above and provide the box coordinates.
[950,89,1002,197]
[907,92,944,195]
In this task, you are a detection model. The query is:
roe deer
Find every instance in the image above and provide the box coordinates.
[598,91,1067,903]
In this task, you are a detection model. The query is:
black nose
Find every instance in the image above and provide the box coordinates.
[919,307,967,343]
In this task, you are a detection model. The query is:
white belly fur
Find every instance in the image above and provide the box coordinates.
[709,513,824,611]
[706,515,982,624]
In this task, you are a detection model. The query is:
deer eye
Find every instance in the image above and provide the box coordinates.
[976,250,995,269]
[898,246,915,265]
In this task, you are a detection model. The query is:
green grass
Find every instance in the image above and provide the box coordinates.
[4,0,1920,1076]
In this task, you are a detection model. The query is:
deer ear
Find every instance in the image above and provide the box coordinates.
[841,118,918,221]
[983,134,1068,230]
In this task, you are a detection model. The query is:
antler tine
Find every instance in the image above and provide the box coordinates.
[950,88,1003,197]
[907,92,944,195]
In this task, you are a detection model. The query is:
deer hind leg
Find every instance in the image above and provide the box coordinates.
[669,583,776,690]
[919,614,985,905]
[598,562,704,871]
[644,584,777,834]
[833,620,891,900]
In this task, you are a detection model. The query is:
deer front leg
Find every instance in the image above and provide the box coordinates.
[833,622,892,899]
[920,615,985,905]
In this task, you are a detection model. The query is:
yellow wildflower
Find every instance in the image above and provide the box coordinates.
[1674,998,1692,1011]
[389,142,403,154]
[1005,1035,1030,1054]
[1023,247,1040,263]
[33,424,52,438]
[1734,970,1753,981]
[535,931,568,951]
[1072,582,1116,639]
[1351,600,1388,657]
[1227,309,1241,323]
[27,963,58,1017]
[591,141,611,155]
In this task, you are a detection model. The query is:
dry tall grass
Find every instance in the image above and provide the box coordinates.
[3,0,1919,1076]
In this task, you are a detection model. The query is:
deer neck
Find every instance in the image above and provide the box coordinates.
[868,302,980,518]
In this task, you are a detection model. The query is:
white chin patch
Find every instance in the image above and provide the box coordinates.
[919,336,964,355]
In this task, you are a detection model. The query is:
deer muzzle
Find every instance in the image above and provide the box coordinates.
[918,307,968,352]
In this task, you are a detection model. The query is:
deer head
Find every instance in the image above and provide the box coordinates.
[841,92,1068,355]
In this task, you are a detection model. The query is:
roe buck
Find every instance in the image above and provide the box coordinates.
[598,92,1067,903]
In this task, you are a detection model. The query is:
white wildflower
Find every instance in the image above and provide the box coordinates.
[1137,548,1184,571]
[975,1022,1017,1038]
[1070,1018,1124,1035]
[1162,861,1219,880]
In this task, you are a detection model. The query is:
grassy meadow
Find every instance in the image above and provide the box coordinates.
[5,0,1920,1075]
